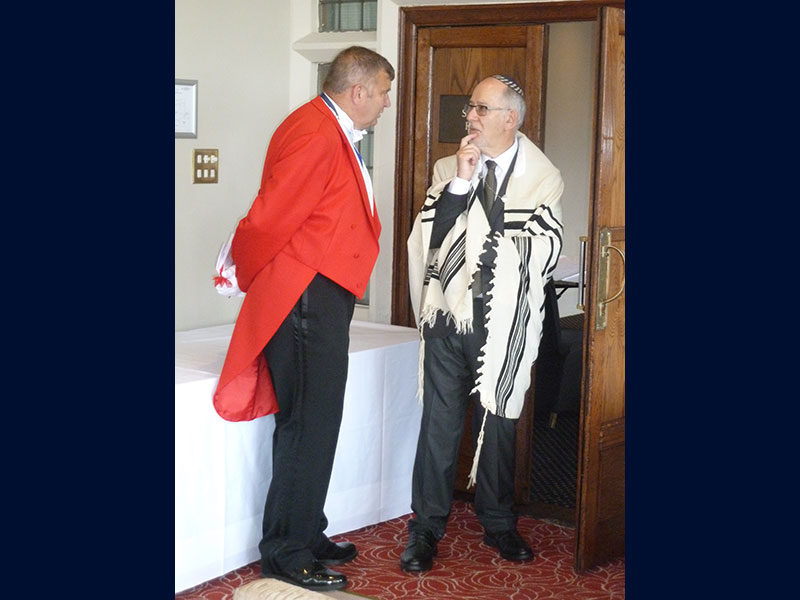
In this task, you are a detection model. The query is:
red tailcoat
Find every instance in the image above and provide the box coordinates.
[213,96,382,422]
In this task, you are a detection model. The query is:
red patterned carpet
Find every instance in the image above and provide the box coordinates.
[176,501,624,599]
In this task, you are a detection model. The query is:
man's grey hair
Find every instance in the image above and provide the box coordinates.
[493,74,527,130]
[323,46,395,95]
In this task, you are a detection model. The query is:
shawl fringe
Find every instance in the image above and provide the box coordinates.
[418,306,473,335]
[467,408,489,489]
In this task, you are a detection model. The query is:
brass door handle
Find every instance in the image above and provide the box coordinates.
[600,244,625,304]
[595,227,625,330]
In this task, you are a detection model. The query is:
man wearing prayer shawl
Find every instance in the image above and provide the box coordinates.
[402,75,564,572]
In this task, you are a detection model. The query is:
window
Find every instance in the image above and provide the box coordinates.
[319,0,377,32]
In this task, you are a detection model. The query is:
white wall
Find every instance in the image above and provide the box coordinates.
[175,0,291,331]
[544,21,597,317]
[175,0,596,330]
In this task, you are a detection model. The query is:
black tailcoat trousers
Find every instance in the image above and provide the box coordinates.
[259,273,355,573]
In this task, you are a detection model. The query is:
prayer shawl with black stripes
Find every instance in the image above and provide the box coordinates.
[407,131,564,487]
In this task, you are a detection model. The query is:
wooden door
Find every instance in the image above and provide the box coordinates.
[575,6,625,572]
[406,22,547,501]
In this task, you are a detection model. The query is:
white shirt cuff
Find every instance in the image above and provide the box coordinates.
[448,176,471,195]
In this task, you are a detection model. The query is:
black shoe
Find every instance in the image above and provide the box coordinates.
[265,561,347,591]
[315,540,358,566]
[400,529,438,572]
[483,529,534,562]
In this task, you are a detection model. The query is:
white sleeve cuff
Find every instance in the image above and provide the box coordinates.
[447,176,471,195]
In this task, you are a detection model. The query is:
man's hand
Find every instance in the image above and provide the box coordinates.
[455,132,480,181]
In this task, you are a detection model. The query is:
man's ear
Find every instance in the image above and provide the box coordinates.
[505,109,519,130]
[350,83,364,105]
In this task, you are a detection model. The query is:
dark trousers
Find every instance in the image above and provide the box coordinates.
[409,301,518,539]
[258,273,355,574]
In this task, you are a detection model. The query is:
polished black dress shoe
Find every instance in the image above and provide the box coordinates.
[316,540,358,566]
[400,529,438,572]
[484,529,534,562]
[266,561,347,591]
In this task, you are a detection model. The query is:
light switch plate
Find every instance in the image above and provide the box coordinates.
[192,149,219,183]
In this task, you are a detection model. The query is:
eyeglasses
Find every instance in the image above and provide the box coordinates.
[461,103,512,117]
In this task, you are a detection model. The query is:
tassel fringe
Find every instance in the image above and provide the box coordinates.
[416,338,425,403]
[467,408,489,489]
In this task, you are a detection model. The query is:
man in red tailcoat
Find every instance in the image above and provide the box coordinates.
[212,46,394,593]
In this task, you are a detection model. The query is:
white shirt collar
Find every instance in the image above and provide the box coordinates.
[481,137,519,180]
[320,93,368,143]
[320,93,374,214]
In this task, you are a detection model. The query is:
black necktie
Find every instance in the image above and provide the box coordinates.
[482,160,497,215]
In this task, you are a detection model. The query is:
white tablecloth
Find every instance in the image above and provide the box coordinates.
[175,321,422,593]
[553,254,580,282]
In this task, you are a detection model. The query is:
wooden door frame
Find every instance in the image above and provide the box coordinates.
[574,6,625,570]
[391,0,625,328]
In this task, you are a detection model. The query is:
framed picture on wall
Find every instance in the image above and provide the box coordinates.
[175,79,197,138]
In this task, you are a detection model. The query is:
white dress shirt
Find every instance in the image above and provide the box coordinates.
[320,93,374,215]
[447,138,519,199]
